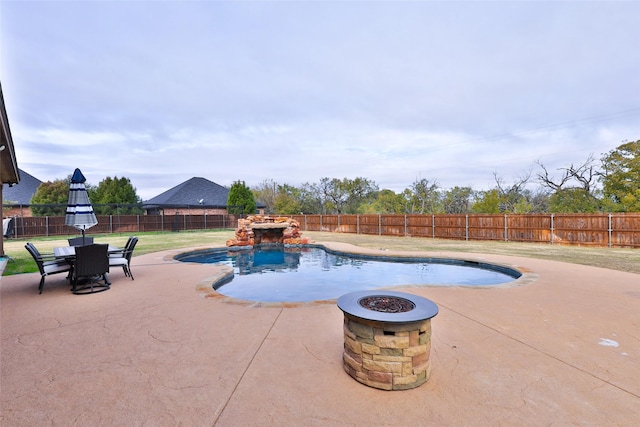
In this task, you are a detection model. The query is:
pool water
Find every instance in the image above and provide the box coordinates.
[177,246,520,303]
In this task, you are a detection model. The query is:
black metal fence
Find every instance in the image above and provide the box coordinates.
[5,214,241,238]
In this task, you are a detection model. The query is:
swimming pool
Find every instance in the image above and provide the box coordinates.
[176,245,521,303]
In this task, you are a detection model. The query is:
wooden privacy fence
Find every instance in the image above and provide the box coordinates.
[290,213,640,248]
[6,213,640,248]
[7,214,241,239]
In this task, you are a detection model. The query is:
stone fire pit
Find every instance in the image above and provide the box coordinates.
[337,290,438,390]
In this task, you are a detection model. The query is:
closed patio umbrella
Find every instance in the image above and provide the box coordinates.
[65,168,97,245]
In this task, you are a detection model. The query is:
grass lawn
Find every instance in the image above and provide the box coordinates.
[3,229,639,276]
[1,230,236,276]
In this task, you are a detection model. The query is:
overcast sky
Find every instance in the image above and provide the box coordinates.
[1,1,639,201]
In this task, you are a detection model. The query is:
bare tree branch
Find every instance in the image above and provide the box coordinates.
[536,160,571,190]
[537,154,598,192]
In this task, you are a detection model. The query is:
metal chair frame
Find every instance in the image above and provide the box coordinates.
[25,243,73,294]
[109,236,138,280]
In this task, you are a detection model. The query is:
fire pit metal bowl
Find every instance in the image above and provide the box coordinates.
[337,290,439,391]
[337,290,438,323]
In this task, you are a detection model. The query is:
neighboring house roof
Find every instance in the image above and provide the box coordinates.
[143,177,232,209]
[3,169,42,204]
[143,177,266,210]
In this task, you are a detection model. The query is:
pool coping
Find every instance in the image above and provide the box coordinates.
[174,241,538,308]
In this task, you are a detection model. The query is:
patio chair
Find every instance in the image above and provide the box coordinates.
[109,236,138,280]
[25,243,73,294]
[109,236,134,257]
[68,236,94,246]
[3,217,14,238]
[72,244,110,295]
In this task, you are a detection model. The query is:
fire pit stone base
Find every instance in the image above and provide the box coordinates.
[342,314,432,390]
[337,290,438,391]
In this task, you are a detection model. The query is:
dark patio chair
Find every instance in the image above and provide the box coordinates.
[25,243,73,294]
[109,236,138,280]
[72,244,110,295]
[68,236,94,246]
[109,236,134,258]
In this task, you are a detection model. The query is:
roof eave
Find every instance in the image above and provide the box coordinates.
[0,83,19,185]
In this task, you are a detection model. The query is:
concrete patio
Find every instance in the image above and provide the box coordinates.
[1,242,639,426]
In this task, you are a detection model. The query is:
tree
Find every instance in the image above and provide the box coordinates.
[549,188,601,213]
[298,182,324,214]
[342,177,379,214]
[442,186,474,214]
[398,189,416,214]
[313,177,378,214]
[30,179,70,216]
[251,179,279,214]
[528,189,551,213]
[89,176,143,215]
[600,140,640,212]
[409,178,441,214]
[369,189,405,214]
[227,180,256,215]
[537,155,602,212]
[537,155,599,194]
[273,184,303,215]
[318,177,344,213]
[472,189,501,213]
[493,171,532,213]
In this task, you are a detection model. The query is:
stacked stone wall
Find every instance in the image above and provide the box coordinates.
[226,215,308,247]
[342,314,432,390]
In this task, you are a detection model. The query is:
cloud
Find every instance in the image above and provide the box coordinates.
[1,1,639,201]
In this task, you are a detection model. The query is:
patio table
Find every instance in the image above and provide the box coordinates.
[54,245,123,260]
[54,245,123,292]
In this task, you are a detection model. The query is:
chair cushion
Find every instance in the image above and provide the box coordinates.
[109,257,128,267]
[43,262,71,274]
[43,259,68,267]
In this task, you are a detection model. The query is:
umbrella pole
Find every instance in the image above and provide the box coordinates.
[82,228,86,246]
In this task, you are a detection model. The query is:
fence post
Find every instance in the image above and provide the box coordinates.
[379,214,382,236]
[404,215,407,237]
[608,213,612,248]
[338,214,340,233]
[504,214,508,241]
[432,214,435,239]
[551,214,555,245]
[320,215,323,231]
[465,214,469,241]
[46,216,49,237]
[109,215,113,233]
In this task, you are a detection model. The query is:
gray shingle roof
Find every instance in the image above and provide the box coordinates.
[3,169,42,204]
[143,177,230,208]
